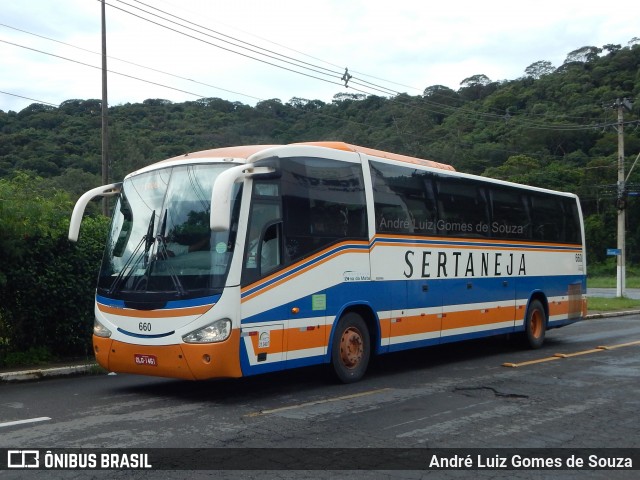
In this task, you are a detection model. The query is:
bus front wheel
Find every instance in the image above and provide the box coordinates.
[330,312,370,383]
[524,299,546,349]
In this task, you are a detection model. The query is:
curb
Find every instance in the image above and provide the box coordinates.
[584,310,640,320]
[0,364,98,383]
[1,312,639,383]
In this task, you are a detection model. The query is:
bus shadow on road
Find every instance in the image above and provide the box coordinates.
[108,331,573,404]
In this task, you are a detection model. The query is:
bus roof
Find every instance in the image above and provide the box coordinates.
[297,142,455,171]
[161,141,455,172]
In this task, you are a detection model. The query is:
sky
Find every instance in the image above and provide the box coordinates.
[1,0,639,112]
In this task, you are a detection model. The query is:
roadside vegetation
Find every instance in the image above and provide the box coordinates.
[588,296,640,312]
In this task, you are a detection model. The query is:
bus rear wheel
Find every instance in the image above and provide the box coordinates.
[524,299,546,349]
[331,312,370,383]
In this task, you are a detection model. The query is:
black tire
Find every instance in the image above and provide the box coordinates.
[330,312,370,383]
[524,299,546,349]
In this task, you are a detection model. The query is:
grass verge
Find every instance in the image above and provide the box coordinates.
[588,276,640,288]
[588,296,640,312]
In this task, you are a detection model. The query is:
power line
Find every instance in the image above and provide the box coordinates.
[129,0,344,78]
[108,0,398,97]
[101,1,618,132]
[148,0,424,94]
[3,6,631,155]
[126,0,403,96]
[0,38,210,100]
[0,90,59,107]
[0,22,263,103]
[1,32,619,138]
[2,5,635,172]
[3,3,607,134]
[104,1,351,93]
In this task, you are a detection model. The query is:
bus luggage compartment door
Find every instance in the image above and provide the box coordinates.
[240,324,285,375]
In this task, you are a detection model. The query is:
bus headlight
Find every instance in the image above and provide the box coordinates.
[94,318,112,338]
[182,319,231,344]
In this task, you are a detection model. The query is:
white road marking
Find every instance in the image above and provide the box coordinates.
[0,417,51,428]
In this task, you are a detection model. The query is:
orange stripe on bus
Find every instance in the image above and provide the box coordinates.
[373,234,583,251]
[285,325,328,352]
[381,306,518,340]
[388,314,441,336]
[241,243,369,302]
[97,303,212,318]
[442,307,515,330]
[380,300,572,341]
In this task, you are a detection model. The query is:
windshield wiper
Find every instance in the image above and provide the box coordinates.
[108,211,156,294]
[154,210,186,296]
[144,210,155,254]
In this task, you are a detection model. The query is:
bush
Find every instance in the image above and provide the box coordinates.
[1,346,55,368]
[0,173,109,367]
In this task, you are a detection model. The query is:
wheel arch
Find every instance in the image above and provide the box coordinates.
[526,291,549,328]
[327,302,380,362]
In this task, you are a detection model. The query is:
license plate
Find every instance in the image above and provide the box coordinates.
[134,354,158,366]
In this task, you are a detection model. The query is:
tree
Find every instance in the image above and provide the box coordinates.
[524,60,555,79]
[482,155,543,184]
[460,74,492,88]
[564,46,602,64]
[423,84,457,97]
[602,44,621,55]
[458,74,497,101]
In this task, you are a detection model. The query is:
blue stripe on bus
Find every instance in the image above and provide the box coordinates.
[96,294,221,309]
[239,338,327,377]
[240,275,586,325]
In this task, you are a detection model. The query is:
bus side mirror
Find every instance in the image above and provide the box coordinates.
[210,164,275,232]
[68,183,122,242]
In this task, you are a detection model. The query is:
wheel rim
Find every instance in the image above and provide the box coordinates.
[530,309,543,338]
[339,326,364,369]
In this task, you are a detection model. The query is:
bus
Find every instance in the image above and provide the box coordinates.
[69,142,587,383]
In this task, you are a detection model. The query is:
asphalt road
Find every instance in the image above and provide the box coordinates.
[588,288,640,299]
[1,315,639,479]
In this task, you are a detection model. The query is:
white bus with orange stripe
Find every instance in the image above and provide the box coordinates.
[69,142,587,383]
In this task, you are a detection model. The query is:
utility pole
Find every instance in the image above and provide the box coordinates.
[614,98,633,297]
[101,0,110,216]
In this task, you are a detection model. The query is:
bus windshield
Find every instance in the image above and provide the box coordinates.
[97,163,242,302]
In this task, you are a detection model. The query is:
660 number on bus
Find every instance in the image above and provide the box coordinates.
[139,322,152,332]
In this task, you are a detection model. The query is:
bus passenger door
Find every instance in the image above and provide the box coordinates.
[240,192,288,375]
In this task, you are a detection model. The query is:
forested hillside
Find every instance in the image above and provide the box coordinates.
[1,40,639,364]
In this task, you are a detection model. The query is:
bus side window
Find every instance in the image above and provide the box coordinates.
[281,157,367,263]
[369,161,438,236]
[435,177,489,237]
[260,222,282,275]
[490,187,531,240]
[242,182,282,285]
[531,194,562,242]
